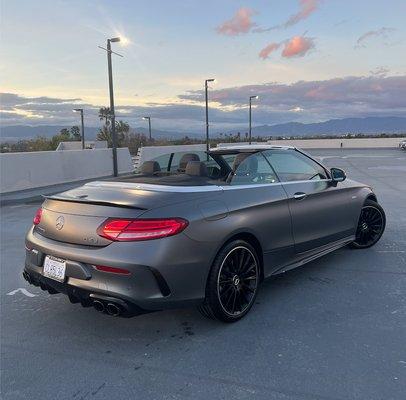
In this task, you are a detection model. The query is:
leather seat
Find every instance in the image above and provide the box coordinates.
[185,161,208,177]
[178,153,200,172]
[140,161,161,175]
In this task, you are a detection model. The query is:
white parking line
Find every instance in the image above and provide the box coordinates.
[7,288,37,297]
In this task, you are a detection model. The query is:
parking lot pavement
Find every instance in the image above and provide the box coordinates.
[1,148,405,400]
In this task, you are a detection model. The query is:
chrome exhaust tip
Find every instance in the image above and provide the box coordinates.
[106,303,121,317]
[93,300,105,313]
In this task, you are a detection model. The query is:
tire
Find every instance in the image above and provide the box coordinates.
[350,199,386,249]
[198,240,260,322]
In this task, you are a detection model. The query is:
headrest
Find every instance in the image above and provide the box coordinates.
[140,160,161,175]
[233,153,258,174]
[232,153,250,170]
[185,161,208,177]
[179,153,200,170]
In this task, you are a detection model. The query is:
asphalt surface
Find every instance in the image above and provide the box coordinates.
[1,148,405,400]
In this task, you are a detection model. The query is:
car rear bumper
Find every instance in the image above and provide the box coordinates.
[24,226,215,315]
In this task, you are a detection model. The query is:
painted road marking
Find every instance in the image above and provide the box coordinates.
[7,288,37,297]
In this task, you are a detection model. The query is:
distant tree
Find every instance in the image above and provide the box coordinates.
[70,126,81,140]
[97,126,112,146]
[97,120,130,147]
[59,128,71,139]
[98,107,111,128]
[116,120,129,134]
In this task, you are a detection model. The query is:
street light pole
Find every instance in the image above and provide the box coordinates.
[205,78,215,154]
[73,108,85,149]
[249,95,259,145]
[106,38,121,176]
[143,117,152,140]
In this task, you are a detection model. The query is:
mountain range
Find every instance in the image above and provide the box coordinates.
[249,117,406,137]
[1,117,405,142]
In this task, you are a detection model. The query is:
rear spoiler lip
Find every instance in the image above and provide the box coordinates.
[42,195,147,210]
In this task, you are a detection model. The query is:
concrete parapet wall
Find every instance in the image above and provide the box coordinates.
[0,148,133,194]
[267,138,405,148]
[218,138,405,149]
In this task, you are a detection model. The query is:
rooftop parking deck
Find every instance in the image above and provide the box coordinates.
[1,148,405,400]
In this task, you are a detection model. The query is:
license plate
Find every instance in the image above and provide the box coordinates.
[43,256,66,282]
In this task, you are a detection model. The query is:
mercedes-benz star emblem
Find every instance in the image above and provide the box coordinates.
[55,216,65,230]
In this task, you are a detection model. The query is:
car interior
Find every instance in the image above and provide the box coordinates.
[110,149,328,186]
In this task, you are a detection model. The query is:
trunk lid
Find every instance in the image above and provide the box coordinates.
[35,180,221,246]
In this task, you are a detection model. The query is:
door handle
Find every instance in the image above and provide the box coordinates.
[293,192,307,200]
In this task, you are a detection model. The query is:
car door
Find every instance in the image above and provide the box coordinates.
[263,149,354,254]
[220,152,294,276]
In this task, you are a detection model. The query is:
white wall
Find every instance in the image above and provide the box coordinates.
[218,138,405,149]
[267,138,405,148]
[0,148,133,193]
[56,141,108,150]
[138,144,206,165]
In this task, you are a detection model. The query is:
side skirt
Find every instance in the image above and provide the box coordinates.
[270,235,355,276]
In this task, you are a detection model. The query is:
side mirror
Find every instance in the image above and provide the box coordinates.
[330,167,346,184]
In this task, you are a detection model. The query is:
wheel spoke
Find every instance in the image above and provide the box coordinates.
[217,246,258,316]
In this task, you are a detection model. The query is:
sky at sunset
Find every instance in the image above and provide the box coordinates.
[1,0,405,133]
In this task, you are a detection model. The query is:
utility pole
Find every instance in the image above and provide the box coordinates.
[99,37,123,176]
[205,78,215,154]
[249,95,259,145]
[73,108,85,149]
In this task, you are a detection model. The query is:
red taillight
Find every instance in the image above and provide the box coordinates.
[33,208,42,225]
[94,265,131,275]
[97,218,189,242]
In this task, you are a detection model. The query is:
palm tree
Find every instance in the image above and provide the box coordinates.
[98,107,111,128]
[97,120,130,147]
[97,126,112,147]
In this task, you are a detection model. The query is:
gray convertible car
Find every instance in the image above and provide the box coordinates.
[23,145,386,322]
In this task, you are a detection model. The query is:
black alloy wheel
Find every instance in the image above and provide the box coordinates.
[199,240,260,322]
[350,199,386,249]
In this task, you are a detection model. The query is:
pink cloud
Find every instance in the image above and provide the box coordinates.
[259,42,281,59]
[216,8,256,36]
[281,36,315,58]
[284,0,320,28]
[254,0,321,32]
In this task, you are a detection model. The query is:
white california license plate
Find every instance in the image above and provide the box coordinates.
[43,256,66,282]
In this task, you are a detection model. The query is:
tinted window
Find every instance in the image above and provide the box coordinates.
[230,152,279,186]
[263,150,327,182]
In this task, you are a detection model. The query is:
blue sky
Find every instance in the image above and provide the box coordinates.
[1,0,405,132]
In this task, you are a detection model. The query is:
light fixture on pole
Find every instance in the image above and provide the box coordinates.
[98,36,123,177]
[73,108,85,149]
[142,117,152,140]
[205,78,216,154]
[249,95,259,145]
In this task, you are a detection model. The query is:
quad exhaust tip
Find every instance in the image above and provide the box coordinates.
[93,300,122,316]
[23,271,129,317]
[93,300,105,313]
[106,303,121,317]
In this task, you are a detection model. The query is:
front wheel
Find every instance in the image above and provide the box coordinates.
[350,199,386,249]
[199,240,260,322]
